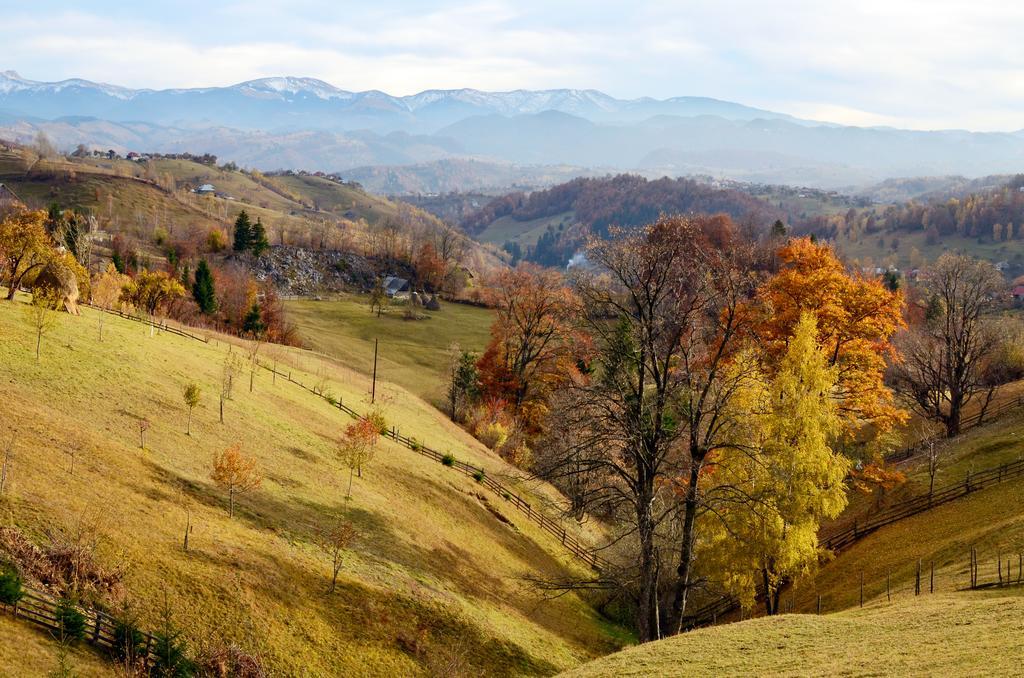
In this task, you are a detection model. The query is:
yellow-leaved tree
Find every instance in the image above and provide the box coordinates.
[703,313,849,614]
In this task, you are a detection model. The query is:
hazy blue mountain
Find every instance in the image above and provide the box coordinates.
[0,71,800,133]
[4,70,1024,191]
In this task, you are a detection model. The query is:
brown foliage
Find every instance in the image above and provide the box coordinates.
[750,237,906,439]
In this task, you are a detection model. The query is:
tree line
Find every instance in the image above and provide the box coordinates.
[447,214,1024,641]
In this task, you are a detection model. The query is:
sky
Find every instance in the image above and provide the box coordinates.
[3,0,1023,131]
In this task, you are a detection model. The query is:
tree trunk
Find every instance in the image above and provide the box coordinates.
[219,396,224,423]
[635,489,659,643]
[35,331,41,362]
[347,467,354,498]
[946,390,963,437]
[762,567,775,615]
[671,457,703,633]
[229,488,234,518]
[187,409,192,436]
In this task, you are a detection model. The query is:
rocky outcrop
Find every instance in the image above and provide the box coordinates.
[251,246,376,296]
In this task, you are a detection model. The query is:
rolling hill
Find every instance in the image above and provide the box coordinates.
[0,291,627,675]
[0,142,501,282]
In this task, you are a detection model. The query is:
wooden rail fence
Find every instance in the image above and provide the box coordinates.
[884,396,1024,464]
[6,586,157,660]
[256,360,611,573]
[83,302,609,572]
[682,452,1024,629]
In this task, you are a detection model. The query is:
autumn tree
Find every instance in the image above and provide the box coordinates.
[701,314,848,615]
[24,285,62,362]
[446,344,479,422]
[338,419,378,498]
[751,237,906,442]
[219,352,243,423]
[211,443,262,518]
[477,264,583,431]
[368,277,387,317]
[0,209,53,300]
[120,270,186,333]
[182,383,201,436]
[414,241,446,290]
[316,519,357,593]
[890,254,1004,437]
[91,263,128,341]
[538,216,758,641]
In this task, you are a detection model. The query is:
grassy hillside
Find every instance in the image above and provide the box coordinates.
[477,212,574,248]
[564,591,1024,676]
[284,295,495,403]
[0,147,500,275]
[0,292,625,676]
[832,227,1024,275]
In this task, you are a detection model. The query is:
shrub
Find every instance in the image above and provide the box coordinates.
[55,596,86,642]
[206,229,227,252]
[409,439,421,452]
[110,616,146,663]
[476,421,509,451]
[366,409,388,435]
[472,470,485,483]
[195,643,265,678]
[151,632,195,677]
[0,563,23,605]
[441,453,456,467]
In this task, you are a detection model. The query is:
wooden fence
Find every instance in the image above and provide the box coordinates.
[7,586,157,660]
[82,303,209,344]
[82,302,609,572]
[682,454,1024,628]
[256,360,611,573]
[884,396,1024,464]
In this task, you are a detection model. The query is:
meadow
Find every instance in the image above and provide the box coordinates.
[0,291,624,676]
[284,294,495,403]
[564,590,1024,677]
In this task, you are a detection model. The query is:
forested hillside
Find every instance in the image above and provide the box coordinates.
[461,174,782,265]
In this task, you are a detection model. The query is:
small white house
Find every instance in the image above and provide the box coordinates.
[194,184,216,195]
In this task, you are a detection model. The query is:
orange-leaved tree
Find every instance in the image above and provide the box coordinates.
[0,209,53,300]
[338,418,379,498]
[752,237,906,442]
[210,443,262,518]
[476,263,587,433]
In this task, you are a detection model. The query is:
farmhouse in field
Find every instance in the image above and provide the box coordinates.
[383,275,411,299]
[194,183,216,195]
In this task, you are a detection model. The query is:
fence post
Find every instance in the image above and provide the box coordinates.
[930,561,934,593]
[915,560,921,596]
[817,595,821,615]
[92,611,101,643]
[860,572,864,607]
[999,552,1003,586]
[886,571,891,602]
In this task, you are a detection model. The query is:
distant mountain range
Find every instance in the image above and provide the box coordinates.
[2,70,1024,191]
[0,71,799,133]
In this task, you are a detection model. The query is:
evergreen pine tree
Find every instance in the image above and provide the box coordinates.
[232,211,252,252]
[192,259,217,315]
[242,302,265,338]
[251,218,270,256]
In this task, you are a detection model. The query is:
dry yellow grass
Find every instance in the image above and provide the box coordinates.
[564,591,1024,677]
[0,293,627,676]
